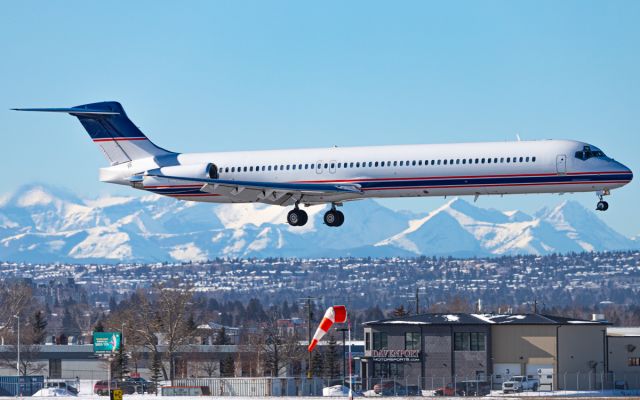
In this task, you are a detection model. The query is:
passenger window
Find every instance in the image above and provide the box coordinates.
[462,159,466,164]
[475,159,479,164]
[456,159,460,164]
[393,161,398,166]
[356,162,360,167]
[500,157,504,163]
[437,160,441,165]
[324,163,328,169]
[519,157,523,162]
[331,163,335,169]
[399,161,404,166]
[350,162,354,168]
[506,158,510,163]
[250,166,254,172]
[286,165,289,170]
[243,166,247,172]
[526,157,530,162]
[487,158,492,164]
[444,159,448,165]
[418,160,422,166]
[381,161,385,167]
[481,158,485,164]
[412,160,416,166]
[374,161,378,167]
[280,165,284,170]
[532,156,536,162]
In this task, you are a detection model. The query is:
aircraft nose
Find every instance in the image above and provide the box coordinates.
[617,162,633,182]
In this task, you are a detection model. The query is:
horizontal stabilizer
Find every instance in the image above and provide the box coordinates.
[12,107,119,115]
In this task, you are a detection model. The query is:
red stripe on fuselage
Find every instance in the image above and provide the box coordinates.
[363,179,630,191]
[292,171,628,184]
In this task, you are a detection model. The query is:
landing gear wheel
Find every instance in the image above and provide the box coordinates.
[287,209,308,226]
[324,209,344,227]
[596,200,609,211]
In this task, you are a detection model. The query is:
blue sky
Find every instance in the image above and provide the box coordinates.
[1,1,638,236]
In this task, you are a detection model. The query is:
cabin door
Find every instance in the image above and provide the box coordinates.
[556,154,567,174]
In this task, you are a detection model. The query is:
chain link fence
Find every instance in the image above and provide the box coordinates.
[10,370,640,396]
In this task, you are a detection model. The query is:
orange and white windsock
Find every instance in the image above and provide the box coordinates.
[308,305,347,352]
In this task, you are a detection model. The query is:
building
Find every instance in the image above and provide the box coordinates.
[363,312,610,391]
[606,327,640,389]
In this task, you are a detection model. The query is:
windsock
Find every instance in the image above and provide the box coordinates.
[308,305,347,352]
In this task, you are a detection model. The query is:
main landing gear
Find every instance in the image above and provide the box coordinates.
[324,206,344,227]
[286,204,345,227]
[287,206,308,226]
[595,190,609,212]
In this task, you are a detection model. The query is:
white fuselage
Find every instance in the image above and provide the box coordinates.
[100,139,632,206]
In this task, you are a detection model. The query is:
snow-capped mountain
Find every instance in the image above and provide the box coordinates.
[0,184,636,262]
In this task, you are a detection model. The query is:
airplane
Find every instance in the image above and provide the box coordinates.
[13,101,633,227]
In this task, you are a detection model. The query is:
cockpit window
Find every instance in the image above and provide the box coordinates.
[575,145,606,160]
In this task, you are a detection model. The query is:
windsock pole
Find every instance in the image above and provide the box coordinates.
[348,318,353,400]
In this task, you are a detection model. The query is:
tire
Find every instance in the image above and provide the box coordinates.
[324,210,338,226]
[335,210,344,226]
[533,383,539,392]
[298,209,308,226]
[287,209,301,226]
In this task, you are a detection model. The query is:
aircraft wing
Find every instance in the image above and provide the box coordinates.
[143,174,363,205]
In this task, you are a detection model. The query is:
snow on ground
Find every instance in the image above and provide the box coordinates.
[19,380,640,399]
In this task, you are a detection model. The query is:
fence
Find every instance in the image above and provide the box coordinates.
[16,369,640,396]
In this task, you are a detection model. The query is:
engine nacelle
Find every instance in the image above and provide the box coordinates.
[151,163,218,180]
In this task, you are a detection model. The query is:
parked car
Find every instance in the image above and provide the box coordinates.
[94,378,154,396]
[124,377,155,394]
[502,376,539,393]
[44,380,79,395]
[434,381,490,397]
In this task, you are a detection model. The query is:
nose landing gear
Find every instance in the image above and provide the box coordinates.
[596,200,609,211]
[595,190,609,212]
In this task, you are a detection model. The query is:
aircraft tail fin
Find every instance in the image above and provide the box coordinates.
[13,101,174,164]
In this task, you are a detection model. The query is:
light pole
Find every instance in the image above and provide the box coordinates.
[13,315,20,397]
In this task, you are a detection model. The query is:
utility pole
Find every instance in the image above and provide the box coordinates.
[337,327,348,385]
[415,287,419,315]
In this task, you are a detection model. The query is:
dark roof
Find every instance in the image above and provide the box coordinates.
[364,313,609,326]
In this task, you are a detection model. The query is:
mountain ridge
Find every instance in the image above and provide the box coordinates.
[0,184,636,262]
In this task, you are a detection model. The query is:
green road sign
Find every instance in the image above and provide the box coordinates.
[93,332,121,354]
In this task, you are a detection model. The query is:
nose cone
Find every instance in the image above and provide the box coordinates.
[617,161,633,183]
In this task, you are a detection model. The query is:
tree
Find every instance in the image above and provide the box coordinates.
[149,353,163,396]
[220,355,235,377]
[31,310,47,344]
[111,343,130,380]
[391,305,409,317]
[311,350,324,377]
[94,320,105,332]
[323,334,340,379]
[214,326,231,345]
[199,359,218,377]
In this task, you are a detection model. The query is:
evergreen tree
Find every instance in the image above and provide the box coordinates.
[214,326,230,345]
[323,334,340,379]
[311,350,324,377]
[31,310,47,345]
[149,353,163,395]
[220,355,235,377]
[109,296,118,312]
[61,309,81,338]
[112,344,130,380]
[94,320,105,332]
